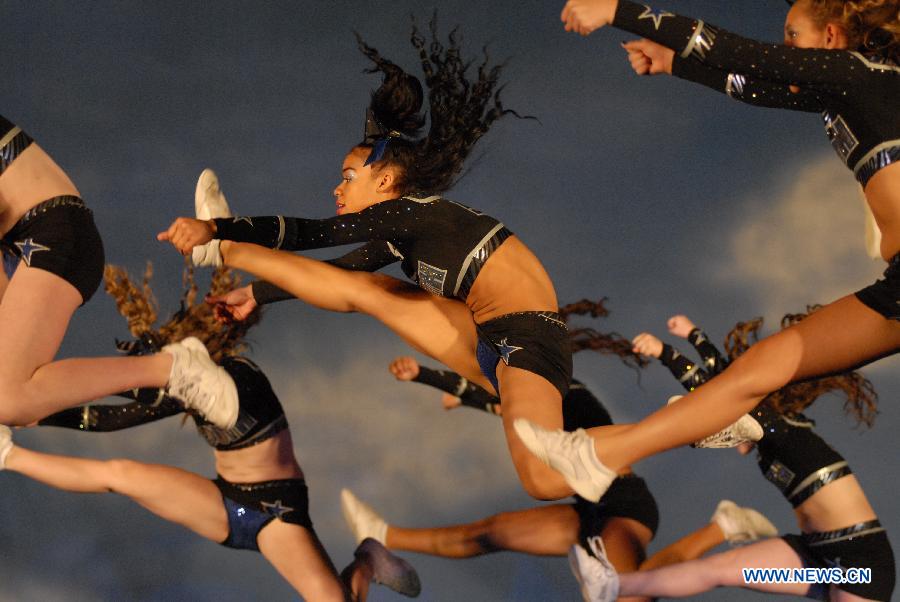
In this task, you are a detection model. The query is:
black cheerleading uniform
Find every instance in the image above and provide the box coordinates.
[0,115,104,302]
[408,365,659,538]
[610,1,900,188]
[658,327,895,600]
[39,355,313,552]
[610,3,900,321]
[218,195,574,396]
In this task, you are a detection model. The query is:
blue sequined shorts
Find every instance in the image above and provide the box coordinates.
[213,476,313,551]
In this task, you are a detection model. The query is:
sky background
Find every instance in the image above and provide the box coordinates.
[1,1,897,600]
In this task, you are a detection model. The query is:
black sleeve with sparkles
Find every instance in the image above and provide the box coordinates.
[614,0,870,92]
[250,241,401,305]
[39,395,184,432]
[658,343,710,391]
[686,328,729,378]
[213,199,419,252]
[671,55,824,112]
[413,366,501,416]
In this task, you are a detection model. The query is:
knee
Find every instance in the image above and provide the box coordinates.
[104,458,139,492]
[517,466,570,501]
[0,380,35,425]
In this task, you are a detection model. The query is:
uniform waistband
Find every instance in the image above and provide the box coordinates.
[803,519,884,547]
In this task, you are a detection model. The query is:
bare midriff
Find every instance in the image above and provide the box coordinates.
[865,162,900,261]
[465,235,559,324]
[0,144,80,235]
[793,475,878,534]
[213,429,304,483]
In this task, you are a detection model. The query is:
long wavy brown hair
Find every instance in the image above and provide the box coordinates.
[724,305,878,426]
[560,298,649,370]
[103,262,260,363]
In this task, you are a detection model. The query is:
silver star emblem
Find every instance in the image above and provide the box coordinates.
[261,499,294,518]
[14,238,51,266]
[638,5,674,30]
[497,338,523,365]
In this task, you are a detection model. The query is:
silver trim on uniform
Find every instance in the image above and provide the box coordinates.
[680,20,716,61]
[787,460,849,501]
[848,51,900,73]
[453,222,505,296]
[275,216,286,249]
[0,126,22,150]
[453,377,469,397]
[725,73,746,98]
[403,194,441,204]
[853,138,900,175]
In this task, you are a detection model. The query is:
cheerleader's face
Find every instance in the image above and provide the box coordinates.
[334,147,398,215]
[784,1,848,49]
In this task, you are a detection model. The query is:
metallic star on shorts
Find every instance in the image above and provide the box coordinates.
[638,5,674,30]
[14,238,51,266]
[497,338,523,365]
[261,499,294,518]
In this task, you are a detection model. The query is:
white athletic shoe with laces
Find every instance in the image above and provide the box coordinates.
[513,419,616,503]
[341,488,388,545]
[192,168,231,267]
[0,425,12,470]
[355,537,421,597]
[163,336,238,429]
[712,499,778,544]
[569,536,620,602]
[667,395,764,448]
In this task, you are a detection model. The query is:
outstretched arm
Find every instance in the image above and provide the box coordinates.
[390,357,501,416]
[622,38,824,112]
[38,394,183,432]
[633,330,710,392]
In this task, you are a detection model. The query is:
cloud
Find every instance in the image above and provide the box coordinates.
[714,154,884,316]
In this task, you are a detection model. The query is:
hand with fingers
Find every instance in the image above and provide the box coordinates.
[667,315,697,339]
[389,356,421,382]
[632,332,664,358]
[561,0,618,35]
[157,217,216,255]
[206,285,258,323]
[622,38,674,75]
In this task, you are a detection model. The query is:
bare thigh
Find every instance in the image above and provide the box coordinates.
[483,504,581,556]
[602,517,654,602]
[106,459,229,543]
[0,264,80,383]
[257,520,346,602]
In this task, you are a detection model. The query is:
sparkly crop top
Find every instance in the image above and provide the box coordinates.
[213,194,512,303]
[659,326,853,507]
[39,356,288,452]
[1,115,34,177]
[612,1,900,186]
[411,366,613,430]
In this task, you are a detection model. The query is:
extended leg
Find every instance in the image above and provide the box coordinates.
[589,294,900,470]
[4,444,228,542]
[618,537,810,598]
[0,266,172,424]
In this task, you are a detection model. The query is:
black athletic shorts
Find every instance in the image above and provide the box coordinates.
[213,476,314,552]
[573,473,659,541]
[855,253,900,321]
[475,311,573,398]
[0,196,104,303]
[782,520,895,601]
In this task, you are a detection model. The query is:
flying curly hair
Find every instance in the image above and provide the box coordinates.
[355,13,532,195]
[560,298,649,370]
[103,262,260,363]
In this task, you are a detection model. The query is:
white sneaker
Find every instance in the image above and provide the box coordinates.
[667,395,763,449]
[513,419,616,503]
[163,337,239,429]
[341,488,388,545]
[0,425,12,470]
[712,499,778,544]
[192,168,231,267]
[568,536,619,602]
[355,538,421,597]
